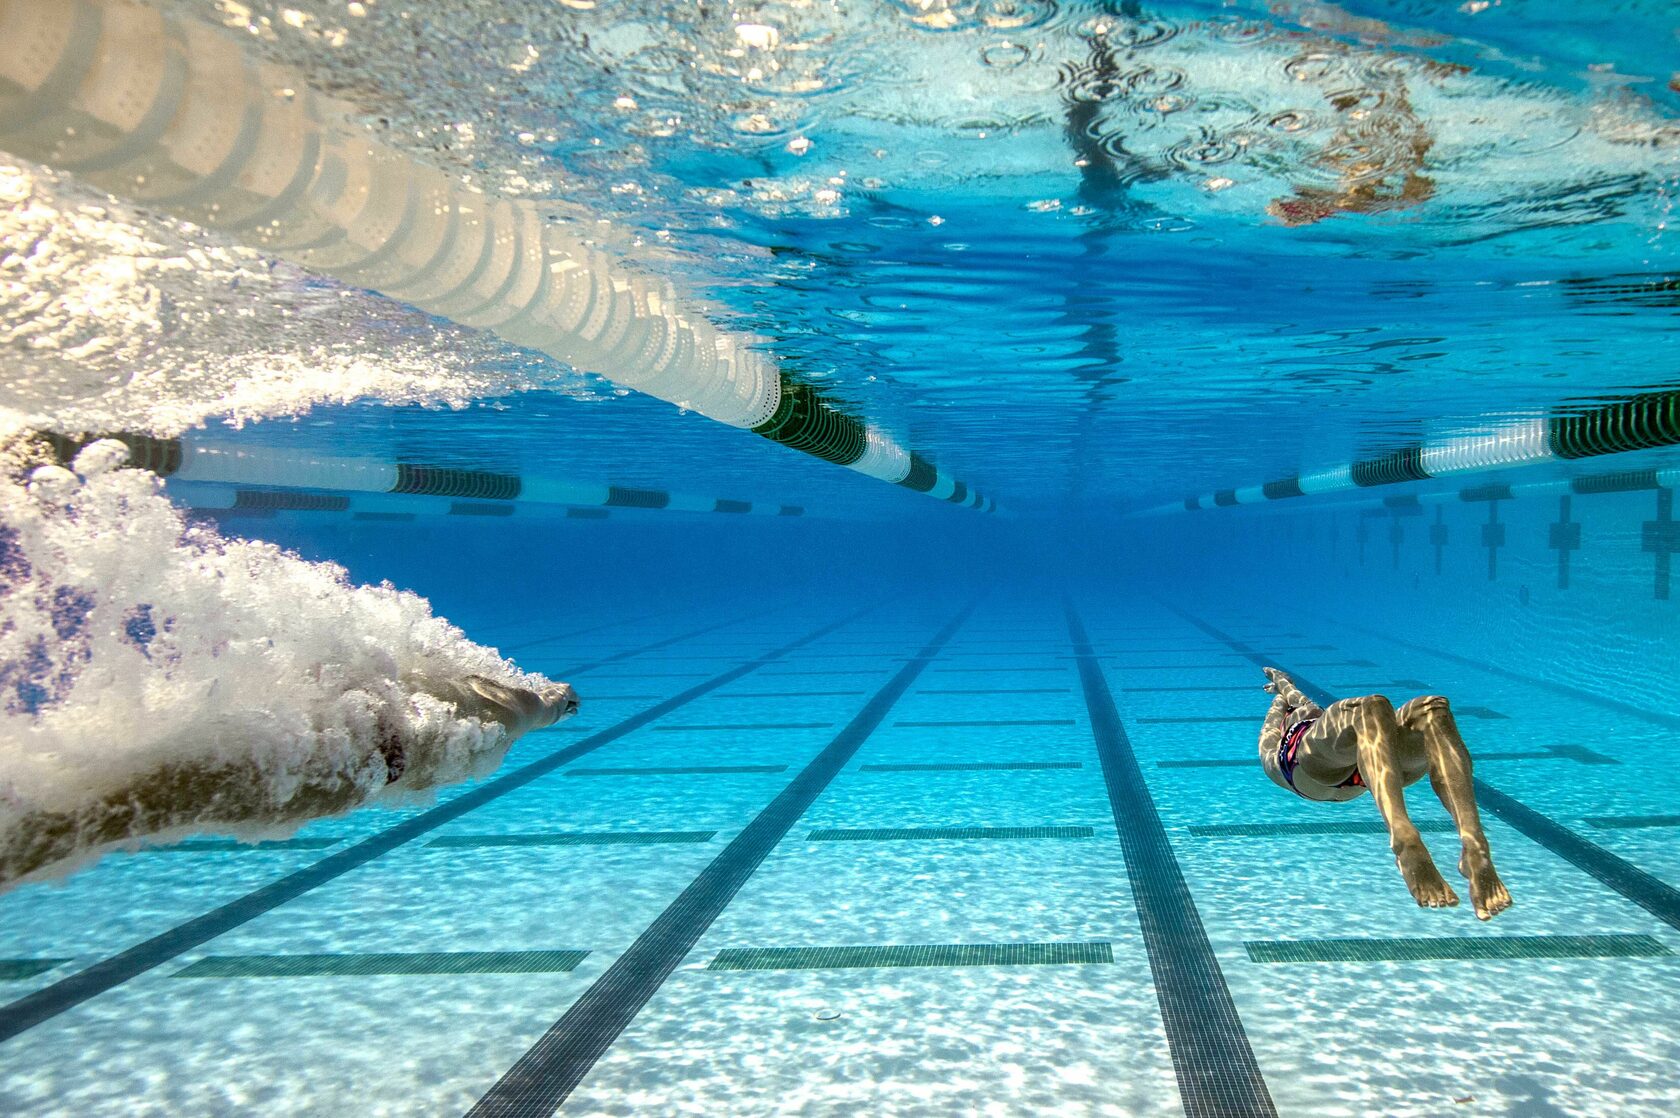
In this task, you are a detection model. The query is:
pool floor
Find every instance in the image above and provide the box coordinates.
[2,590,1678,1116]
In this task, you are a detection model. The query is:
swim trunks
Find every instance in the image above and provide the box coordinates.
[1278,713,1364,796]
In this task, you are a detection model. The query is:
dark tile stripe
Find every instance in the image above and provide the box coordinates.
[1065,602,1277,1118]
[807,826,1092,841]
[918,688,1071,694]
[1086,663,1248,671]
[480,608,673,649]
[1346,624,1680,731]
[708,942,1113,971]
[1124,685,1267,693]
[651,723,831,732]
[427,832,717,848]
[564,766,788,777]
[466,602,977,1117]
[930,667,1067,673]
[858,762,1083,773]
[759,670,887,677]
[1246,935,1668,964]
[1585,815,1680,830]
[1548,743,1621,765]
[1191,821,1458,838]
[569,672,713,679]
[1171,608,1680,936]
[715,691,866,698]
[502,609,766,662]
[0,961,69,981]
[175,951,590,977]
[894,719,1075,727]
[143,838,344,853]
[0,606,875,1046]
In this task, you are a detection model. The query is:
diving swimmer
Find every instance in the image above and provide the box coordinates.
[1259,666,1512,919]
[0,675,577,890]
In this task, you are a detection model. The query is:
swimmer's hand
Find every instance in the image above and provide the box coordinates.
[1262,666,1286,693]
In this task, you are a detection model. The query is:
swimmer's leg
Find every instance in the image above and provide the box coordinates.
[1398,696,1511,920]
[1307,695,1460,910]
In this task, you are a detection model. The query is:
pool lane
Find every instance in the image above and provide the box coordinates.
[0,604,866,1045]
[554,605,1173,1116]
[1169,607,1680,933]
[1065,603,1277,1118]
[467,600,979,1116]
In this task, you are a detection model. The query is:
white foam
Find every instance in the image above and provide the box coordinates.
[0,442,562,889]
[0,159,594,441]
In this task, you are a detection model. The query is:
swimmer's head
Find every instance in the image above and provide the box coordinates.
[1267,194,1339,227]
[541,682,580,718]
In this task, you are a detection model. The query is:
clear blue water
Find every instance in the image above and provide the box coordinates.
[3,0,1680,1114]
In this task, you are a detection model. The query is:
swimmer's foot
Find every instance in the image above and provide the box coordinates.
[1396,842,1459,909]
[1459,851,1512,921]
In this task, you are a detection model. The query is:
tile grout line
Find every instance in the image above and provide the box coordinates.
[0,603,881,1046]
[1165,604,1680,934]
[1063,600,1277,1118]
[465,598,981,1118]
[1338,620,1680,732]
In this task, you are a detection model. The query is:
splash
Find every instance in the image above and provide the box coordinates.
[0,158,595,441]
[0,441,570,890]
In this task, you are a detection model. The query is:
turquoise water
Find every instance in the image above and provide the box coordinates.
[3,0,1680,1115]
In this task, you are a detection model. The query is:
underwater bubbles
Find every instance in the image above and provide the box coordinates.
[1167,132,1247,168]
[887,0,1057,33]
[979,0,1059,32]
[1125,66,1187,96]
[1285,52,1345,84]
[1060,63,1125,105]
[1205,16,1276,46]
[980,40,1036,69]
[1266,109,1324,134]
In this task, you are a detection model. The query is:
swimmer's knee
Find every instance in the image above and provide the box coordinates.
[1347,693,1395,714]
[1408,694,1454,725]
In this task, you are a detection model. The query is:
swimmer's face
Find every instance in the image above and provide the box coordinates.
[543,682,580,717]
[1267,195,1338,226]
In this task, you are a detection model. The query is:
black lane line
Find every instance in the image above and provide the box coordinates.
[467,602,977,1117]
[1169,607,1680,934]
[931,666,1067,673]
[716,691,867,698]
[523,607,785,674]
[919,687,1071,695]
[1138,716,1255,725]
[494,608,675,651]
[1124,685,1269,693]
[0,607,877,1046]
[1064,602,1277,1118]
[563,766,788,778]
[758,669,886,677]
[1342,622,1680,732]
[895,719,1075,728]
[651,723,831,732]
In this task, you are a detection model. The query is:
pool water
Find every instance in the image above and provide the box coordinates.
[5,580,1680,1115]
[3,0,1680,1115]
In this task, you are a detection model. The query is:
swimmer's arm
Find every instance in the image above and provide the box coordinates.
[1259,691,1292,761]
[1262,666,1313,710]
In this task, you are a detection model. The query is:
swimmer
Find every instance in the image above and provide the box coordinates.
[1259,666,1512,919]
[0,676,577,890]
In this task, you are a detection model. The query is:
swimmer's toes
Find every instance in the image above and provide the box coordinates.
[1470,869,1512,921]
[1398,847,1458,909]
